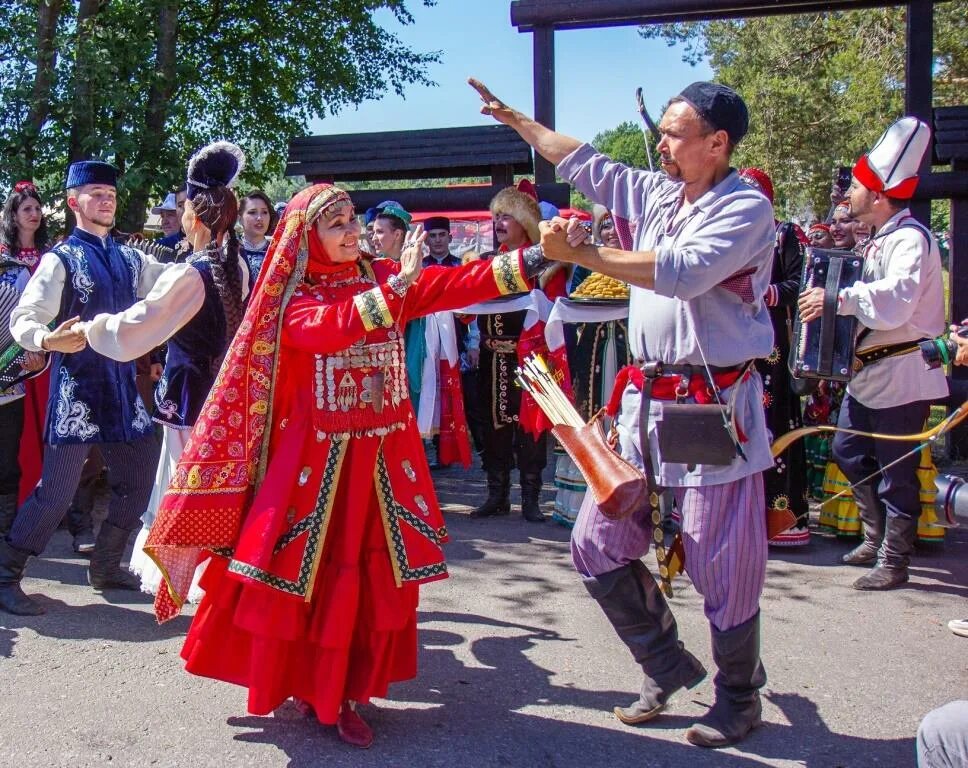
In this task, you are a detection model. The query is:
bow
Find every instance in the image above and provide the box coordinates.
[771,400,968,458]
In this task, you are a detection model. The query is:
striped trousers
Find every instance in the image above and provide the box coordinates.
[571,475,766,631]
[8,437,159,556]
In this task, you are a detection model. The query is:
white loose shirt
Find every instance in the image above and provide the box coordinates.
[838,210,948,408]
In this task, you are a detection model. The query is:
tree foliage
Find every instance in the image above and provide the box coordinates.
[638,6,967,219]
[591,121,656,170]
[0,0,439,230]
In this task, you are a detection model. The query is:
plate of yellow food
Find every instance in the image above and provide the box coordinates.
[569,272,630,304]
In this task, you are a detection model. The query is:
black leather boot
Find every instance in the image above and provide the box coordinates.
[0,493,17,539]
[842,484,884,566]
[470,471,511,518]
[853,514,917,590]
[88,522,140,590]
[520,473,545,523]
[584,560,706,724]
[686,612,766,748]
[0,539,44,615]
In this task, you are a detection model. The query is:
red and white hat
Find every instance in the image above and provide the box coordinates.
[852,116,931,199]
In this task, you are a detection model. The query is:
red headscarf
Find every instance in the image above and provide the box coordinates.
[739,167,774,205]
[145,183,353,622]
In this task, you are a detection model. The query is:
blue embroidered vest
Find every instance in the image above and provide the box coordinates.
[46,228,153,444]
[154,258,228,429]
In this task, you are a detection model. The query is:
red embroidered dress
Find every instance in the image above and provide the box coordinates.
[145,185,532,723]
[1,243,46,503]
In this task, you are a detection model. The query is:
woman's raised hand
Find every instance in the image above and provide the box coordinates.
[400,224,427,286]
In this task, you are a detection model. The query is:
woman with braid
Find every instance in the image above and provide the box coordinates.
[79,142,250,597]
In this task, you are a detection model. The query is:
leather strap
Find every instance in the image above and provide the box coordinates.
[855,339,926,368]
[635,361,745,376]
[819,255,843,376]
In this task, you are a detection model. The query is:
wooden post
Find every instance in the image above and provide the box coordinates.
[533,25,556,185]
[948,157,968,457]
[905,0,933,226]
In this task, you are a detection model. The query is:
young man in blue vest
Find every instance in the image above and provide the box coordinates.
[0,160,169,615]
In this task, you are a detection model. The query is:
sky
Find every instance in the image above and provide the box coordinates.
[307,1,714,143]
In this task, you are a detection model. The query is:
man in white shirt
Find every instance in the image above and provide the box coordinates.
[799,117,947,591]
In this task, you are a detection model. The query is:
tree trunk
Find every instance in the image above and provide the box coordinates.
[20,0,65,177]
[67,0,107,165]
[120,0,179,232]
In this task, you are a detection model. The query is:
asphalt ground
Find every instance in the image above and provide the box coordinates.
[1,461,966,768]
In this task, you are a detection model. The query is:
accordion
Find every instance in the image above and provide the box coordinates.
[790,248,864,382]
[0,327,52,391]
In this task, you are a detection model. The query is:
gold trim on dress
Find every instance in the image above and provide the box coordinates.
[492,251,529,295]
[353,286,393,331]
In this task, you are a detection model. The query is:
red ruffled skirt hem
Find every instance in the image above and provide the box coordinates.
[180,496,419,724]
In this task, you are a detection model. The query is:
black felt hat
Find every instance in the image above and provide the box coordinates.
[424,216,450,232]
[677,82,749,145]
[64,160,118,189]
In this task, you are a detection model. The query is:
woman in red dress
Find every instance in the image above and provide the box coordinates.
[146,183,541,748]
[0,182,49,508]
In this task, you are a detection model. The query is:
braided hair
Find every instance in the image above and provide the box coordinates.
[188,187,244,352]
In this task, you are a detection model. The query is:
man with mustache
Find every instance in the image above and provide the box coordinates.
[471,182,566,523]
[471,78,775,748]
[0,160,170,616]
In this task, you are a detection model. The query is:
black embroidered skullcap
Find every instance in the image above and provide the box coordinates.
[677,82,749,145]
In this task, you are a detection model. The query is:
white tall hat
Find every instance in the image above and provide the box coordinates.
[852,116,931,199]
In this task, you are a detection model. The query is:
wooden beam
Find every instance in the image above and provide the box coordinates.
[509,0,943,30]
[911,171,968,201]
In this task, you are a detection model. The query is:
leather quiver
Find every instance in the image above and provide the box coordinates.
[552,416,648,520]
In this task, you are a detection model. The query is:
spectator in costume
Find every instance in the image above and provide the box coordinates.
[471,181,568,523]
[553,203,632,528]
[239,189,276,279]
[418,216,478,468]
[0,182,49,539]
[142,182,552,748]
[739,167,810,546]
[423,216,461,268]
[807,222,834,249]
[829,200,856,250]
[371,202,410,262]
